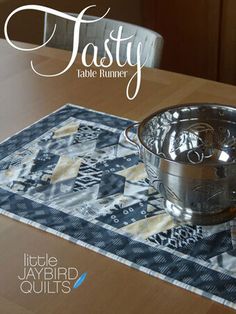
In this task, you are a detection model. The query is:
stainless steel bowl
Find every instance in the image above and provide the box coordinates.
[124,103,236,225]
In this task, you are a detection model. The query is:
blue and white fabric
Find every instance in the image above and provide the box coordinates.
[0,104,236,309]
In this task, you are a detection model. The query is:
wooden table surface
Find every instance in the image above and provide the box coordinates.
[1,38,236,314]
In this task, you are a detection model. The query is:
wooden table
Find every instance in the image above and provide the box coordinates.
[1,38,236,314]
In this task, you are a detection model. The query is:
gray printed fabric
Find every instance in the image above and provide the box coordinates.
[0,104,236,310]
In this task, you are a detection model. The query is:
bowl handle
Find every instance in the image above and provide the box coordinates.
[124,123,141,151]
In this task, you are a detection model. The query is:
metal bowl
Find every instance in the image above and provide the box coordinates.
[125,103,236,225]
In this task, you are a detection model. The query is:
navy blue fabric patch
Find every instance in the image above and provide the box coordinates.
[73,163,103,191]
[98,173,125,198]
[148,225,203,250]
[178,230,233,261]
[97,201,147,228]
[31,151,59,173]
[96,131,120,149]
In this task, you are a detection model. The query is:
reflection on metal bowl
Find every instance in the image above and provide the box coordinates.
[125,103,236,225]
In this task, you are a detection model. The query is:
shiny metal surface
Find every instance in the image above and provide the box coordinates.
[125,103,236,225]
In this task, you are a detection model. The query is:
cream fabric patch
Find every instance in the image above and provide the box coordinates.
[51,156,82,183]
[117,163,146,181]
[53,121,80,139]
[120,212,176,240]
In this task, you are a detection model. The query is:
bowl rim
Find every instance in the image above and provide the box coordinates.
[137,102,236,167]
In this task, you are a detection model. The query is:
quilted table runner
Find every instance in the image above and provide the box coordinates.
[1,104,236,309]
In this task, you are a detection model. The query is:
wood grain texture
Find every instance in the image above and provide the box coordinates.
[0,39,236,314]
[219,0,236,84]
[142,0,221,80]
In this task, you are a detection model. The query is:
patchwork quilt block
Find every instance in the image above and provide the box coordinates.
[0,104,236,309]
